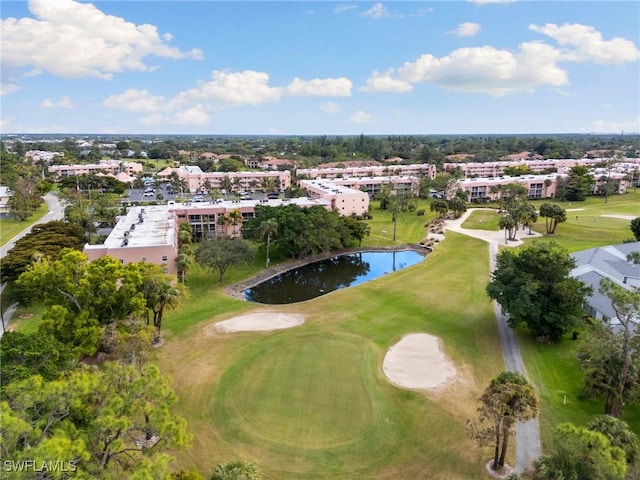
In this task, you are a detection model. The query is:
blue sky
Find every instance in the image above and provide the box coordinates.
[1,0,639,135]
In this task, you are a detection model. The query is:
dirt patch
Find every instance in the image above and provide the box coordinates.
[383,333,457,390]
[209,311,305,334]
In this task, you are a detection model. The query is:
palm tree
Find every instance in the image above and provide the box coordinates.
[175,251,191,284]
[499,213,518,242]
[220,176,233,197]
[258,218,278,268]
[225,208,244,238]
[210,188,223,203]
[260,176,277,193]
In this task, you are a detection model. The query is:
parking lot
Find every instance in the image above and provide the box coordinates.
[123,183,282,204]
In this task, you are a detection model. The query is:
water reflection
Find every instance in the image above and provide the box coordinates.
[243,250,425,304]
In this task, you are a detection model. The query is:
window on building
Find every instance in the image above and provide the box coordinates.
[161,256,168,262]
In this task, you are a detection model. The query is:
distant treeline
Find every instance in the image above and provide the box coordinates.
[2,133,639,169]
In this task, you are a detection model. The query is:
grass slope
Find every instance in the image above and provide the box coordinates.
[159,233,503,479]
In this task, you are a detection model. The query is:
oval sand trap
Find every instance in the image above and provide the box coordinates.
[383,333,457,389]
[215,311,305,332]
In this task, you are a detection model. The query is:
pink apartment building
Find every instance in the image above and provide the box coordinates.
[156,166,291,194]
[452,168,634,202]
[299,180,369,216]
[443,158,610,178]
[450,173,564,201]
[297,163,436,181]
[48,160,144,178]
[84,197,330,272]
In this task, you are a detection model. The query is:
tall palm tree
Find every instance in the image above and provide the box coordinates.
[220,176,233,197]
[225,208,244,238]
[258,218,278,268]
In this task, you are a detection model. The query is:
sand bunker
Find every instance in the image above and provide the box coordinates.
[214,311,305,333]
[383,333,457,390]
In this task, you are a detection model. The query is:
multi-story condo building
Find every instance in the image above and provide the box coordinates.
[443,158,619,178]
[298,180,369,217]
[157,166,291,194]
[83,197,330,273]
[450,173,564,201]
[48,160,144,178]
[297,163,436,181]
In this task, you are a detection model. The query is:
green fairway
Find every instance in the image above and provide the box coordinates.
[461,208,501,231]
[160,233,503,479]
[216,332,379,448]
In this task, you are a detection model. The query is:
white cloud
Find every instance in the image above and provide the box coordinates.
[0,81,21,96]
[530,23,640,64]
[103,89,167,113]
[334,4,358,14]
[583,118,640,134]
[41,96,74,109]
[173,105,211,126]
[178,70,283,107]
[104,70,355,127]
[286,77,352,96]
[361,71,412,93]
[363,23,638,96]
[0,0,202,86]
[350,110,373,123]
[362,3,390,19]
[451,22,481,37]
[320,101,340,114]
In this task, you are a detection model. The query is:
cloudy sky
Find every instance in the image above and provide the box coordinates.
[1,0,639,135]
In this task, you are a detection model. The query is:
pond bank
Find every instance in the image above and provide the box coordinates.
[225,244,430,300]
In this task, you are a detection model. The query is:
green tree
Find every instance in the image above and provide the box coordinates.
[0,331,75,387]
[430,199,449,218]
[243,204,351,259]
[2,362,190,479]
[225,208,244,238]
[578,279,640,418]
[140,264,185,341]
[565,166,594,201]
[466,371,538,471]
[343,216,370,247]
[486,241,591,342]
[518,202,538,235]
[499,212,519,242]
[211,459,262,480]
[0,221,86,283]
[533,423,626,480]
[587,414,640,469]
[8,176,43,221]
[448,196,467,218]
[631,217,640,241]
[195,237,254,282]
[538,203,567,235]
[257,218,278,268]
[16,250,147,354]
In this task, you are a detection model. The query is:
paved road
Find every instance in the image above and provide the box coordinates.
[0,192,64,335]
[445,209,542,473]
[0,192,65,259]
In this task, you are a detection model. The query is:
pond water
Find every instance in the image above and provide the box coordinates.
[243,250,426,304]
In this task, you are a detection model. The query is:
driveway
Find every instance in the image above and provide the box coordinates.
[443,208,542,473]
[0,192,65,259]
[0,192,65,336]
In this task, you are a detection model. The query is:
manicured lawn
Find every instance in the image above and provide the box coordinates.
[0,203,49,246]
[159,233,504,479]
[9,190,639,477]
[461,208,500,231]
[156,191,640,478]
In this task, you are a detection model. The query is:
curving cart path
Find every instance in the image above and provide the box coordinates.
[443,209,542,473]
